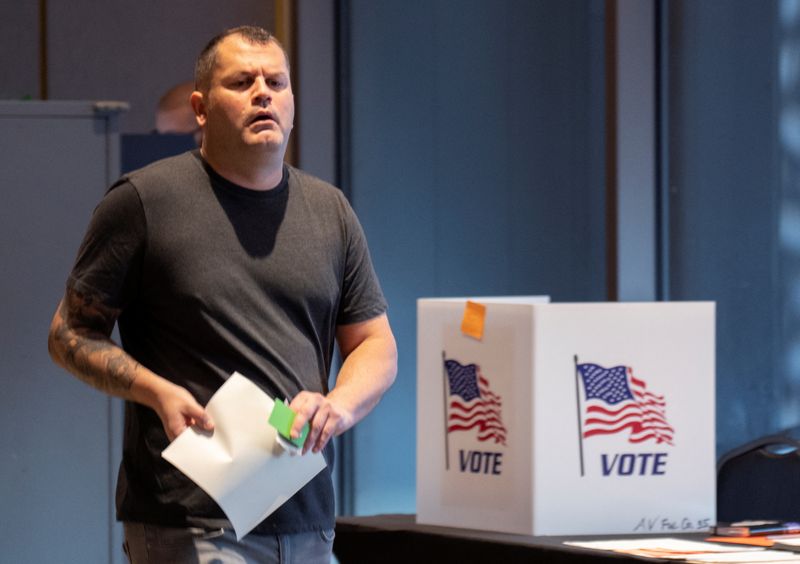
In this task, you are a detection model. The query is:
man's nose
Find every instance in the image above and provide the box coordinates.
[252,77,271,107]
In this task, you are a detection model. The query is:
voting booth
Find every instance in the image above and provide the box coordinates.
[416,298,715,536]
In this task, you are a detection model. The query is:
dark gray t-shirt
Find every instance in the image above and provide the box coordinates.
[67,151,387,533]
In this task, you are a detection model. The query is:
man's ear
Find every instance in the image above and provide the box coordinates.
[190,91,207,128]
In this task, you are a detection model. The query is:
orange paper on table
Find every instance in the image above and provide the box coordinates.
[461,300,486,340]
[705,536,774,547]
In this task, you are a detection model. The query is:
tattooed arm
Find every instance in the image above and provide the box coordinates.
[48,287,213,440]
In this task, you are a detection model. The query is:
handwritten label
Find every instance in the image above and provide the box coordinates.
[633,516,712,533]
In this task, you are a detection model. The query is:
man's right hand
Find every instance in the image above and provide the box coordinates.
[151,380,215,442]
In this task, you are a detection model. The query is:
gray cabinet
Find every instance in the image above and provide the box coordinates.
[0,101,127,563]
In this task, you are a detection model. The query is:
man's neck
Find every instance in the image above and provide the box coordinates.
[200,146,285,191]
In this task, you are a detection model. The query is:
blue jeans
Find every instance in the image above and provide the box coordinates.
[123,522,334,564]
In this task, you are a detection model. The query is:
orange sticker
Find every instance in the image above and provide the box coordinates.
[461,300,486,340]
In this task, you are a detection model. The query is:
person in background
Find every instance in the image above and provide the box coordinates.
[48,25,397,564]
[155,80,202,145]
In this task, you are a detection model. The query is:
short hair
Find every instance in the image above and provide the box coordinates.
[194,26,289,92]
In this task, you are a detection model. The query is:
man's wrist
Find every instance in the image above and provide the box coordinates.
[129,369,171,411]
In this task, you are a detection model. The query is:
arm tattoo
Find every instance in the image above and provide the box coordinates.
[49,288,141,397]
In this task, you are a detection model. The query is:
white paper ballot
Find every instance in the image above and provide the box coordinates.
[162,372,327,539]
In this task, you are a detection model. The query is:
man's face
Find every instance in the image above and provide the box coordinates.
[195,35,294,156]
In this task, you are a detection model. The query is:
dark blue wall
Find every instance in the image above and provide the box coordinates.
[667,1,795,455]
[344,0,607,514]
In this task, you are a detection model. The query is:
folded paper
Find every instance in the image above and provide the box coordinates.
[162,372,327,539]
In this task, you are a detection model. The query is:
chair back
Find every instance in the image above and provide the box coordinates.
[717,433,800,522]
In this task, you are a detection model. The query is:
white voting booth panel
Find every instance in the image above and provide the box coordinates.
[417,299,715,536]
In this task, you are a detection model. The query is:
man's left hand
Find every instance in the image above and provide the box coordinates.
[289,392,354,454]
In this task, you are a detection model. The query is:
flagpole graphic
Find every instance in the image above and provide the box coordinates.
[442,350,450,470]
[574,355,586,477]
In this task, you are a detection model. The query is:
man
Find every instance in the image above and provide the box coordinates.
[48,26,397,563]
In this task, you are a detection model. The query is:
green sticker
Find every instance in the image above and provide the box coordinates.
[268,401,309,448]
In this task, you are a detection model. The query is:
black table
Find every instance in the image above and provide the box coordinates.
[333,514,708,563]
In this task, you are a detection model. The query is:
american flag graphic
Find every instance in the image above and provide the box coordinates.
[577,362,674,445]
[444,359,507,445]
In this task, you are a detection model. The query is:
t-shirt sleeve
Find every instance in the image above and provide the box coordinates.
[67,180,146,309]
[337,197,388,325]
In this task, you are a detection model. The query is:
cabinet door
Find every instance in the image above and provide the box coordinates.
[0,102,124,563]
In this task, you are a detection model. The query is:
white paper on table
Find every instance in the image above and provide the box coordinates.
[564,538,764,559]
[565,538,759,552]
[686,551,800,562]
[162,372,327,539]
